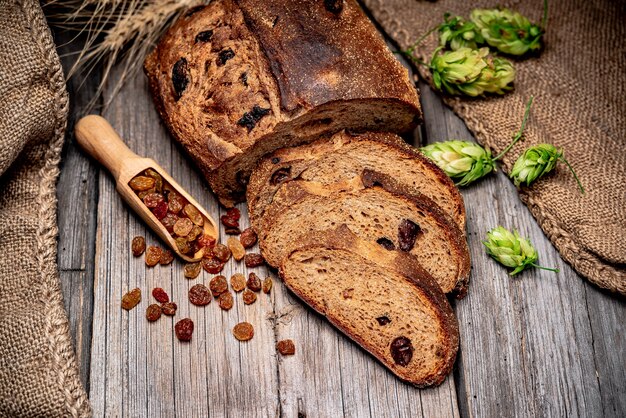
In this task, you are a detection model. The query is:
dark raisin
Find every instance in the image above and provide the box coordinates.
[376,316,391,326]
[390,336,414,366]
[162,302,177,316]
[218,292,234,311]
[271,157,280,164]
[221,214,239,228]
[376,237,395,251]
[225,227,241,235]
[324,0,344,14]
[172,58,189,100]
[212,243,231,262]
[240,72,248,86]
[217,48,235,66]
[232,322,254,341]
[209,275,228,297]
[245,253,265,268]
[202,258,224,274]
[146,304,162,322]
[152,201,168,219]
[240,228,258,248]
[175,318,194,341]
[237,105,271,131]
[398,219,421,252]
[270,166,291,186]
[247,272,262,292]
[276,339,295,355]
[272,15,280,28]
[195,30,213,43]
[189,284,212,306]
[242,289,257,305]
[152,288,169,303]
[159,249,174,265]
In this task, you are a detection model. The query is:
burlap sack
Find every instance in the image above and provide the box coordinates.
[363,0,626,295]
[0,0,91,416]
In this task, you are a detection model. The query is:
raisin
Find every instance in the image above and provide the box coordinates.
[218,292,234,311]
[376,237,395,251]
[324,0,344,14]
[195,30,213,43]
[209,275,228,297]
[242,289,257,305]
[145,246,162,267]
[143,192,164,208]
[227,237,245,261]
[237,105,271,131]
[146,304,162,322]
[175,237,191,254]
[232,322,254,341]
[247,272,262,292]
[212,243,231,262]
[152,287,169,303]
[240,72,248,86]
[144,169,163,193]
[131,236,146,256]
[240,228,258,248]
[137,188,156,200]
[376,316,391,326]
[186,225,203,242]
[189,284,212,306]
[184,262,202,279]
[390,336,414,366]
[175,318,194,341]
[161,213,179,232]
[235,170,248,187]
[398,219,421,252]
[153,201,168,219]
[276,339,295,355]
[159,249,174,265]
[220,214,239,228]
[196,233,216,249]
[173,218,193,237]
[270,166,291,186]
[271,157,280,164]
[225,227,241,235]
[184,204,204,226]
[162,302,178,316]
[129,176,155,191]
[217,48,235,66]
[245,253,265,268]
[230,273,246,292]
[202,257,224,274]
[172,57,189,100]
[168,194,185,214]
[262,277,273,294]
[121,288,141,310]
[226,208,241,220]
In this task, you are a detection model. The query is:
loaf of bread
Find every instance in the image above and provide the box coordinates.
[247,131,466,231]
[280,225,459,387]
[144,0,421,206]
[257,170,470,297]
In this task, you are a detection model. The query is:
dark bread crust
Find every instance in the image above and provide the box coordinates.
[279,225,459,387]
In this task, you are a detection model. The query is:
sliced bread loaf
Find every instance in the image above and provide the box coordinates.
[258,170,470,297]
[247,131,466,232]
[279,225,459,387]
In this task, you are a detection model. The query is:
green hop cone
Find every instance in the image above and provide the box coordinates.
[438,14,485,50]
[430,47,516,97]
[510,144,585,193]
[470,8,543,56]
[421,141,495,186]
[483,226,559,275]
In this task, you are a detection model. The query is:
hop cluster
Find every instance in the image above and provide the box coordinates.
[510,144,560,187]
[421,140,495,186]
[438,15,484,51]
[470,8,543,56]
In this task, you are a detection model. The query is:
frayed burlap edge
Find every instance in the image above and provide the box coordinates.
[19,1,92,416]
[365,0,625,295]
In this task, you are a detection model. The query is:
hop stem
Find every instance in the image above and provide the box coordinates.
[560,155,585,194]
[541,0,549,31]
[530,263,559,273]
[494,96,534,161]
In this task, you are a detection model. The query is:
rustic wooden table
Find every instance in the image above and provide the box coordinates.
[54,27,625,418]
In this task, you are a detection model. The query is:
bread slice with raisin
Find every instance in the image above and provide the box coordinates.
[144,0,421,207]
[279,225,459,387]
[247,131,466,232]
[258,170,470,297]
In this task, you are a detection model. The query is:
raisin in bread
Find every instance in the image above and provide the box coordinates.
[258,170,470,297]
[280,225,459,387]
[144,0,421,207]
[247,131,466,232]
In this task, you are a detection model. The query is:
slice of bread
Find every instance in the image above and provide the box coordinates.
[258,170,470,297]
[279,225,459,387]
[247,131,466,232]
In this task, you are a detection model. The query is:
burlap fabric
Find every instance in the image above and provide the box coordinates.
[363,0,626,294]
[0,0,91,416]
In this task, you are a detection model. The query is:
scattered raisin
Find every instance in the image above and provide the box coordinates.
[245,253,265,268]
[237,105,271,131]
[195,30,213,43]
[390,336,414,366]
[152,201,168,219]
[184,262,202,279]
[217,48,235,66]
[226,208,241,220]
[173,218,193,237]
[240,228,258,248]
[209,275,228,297]
[146,304,162,322]
[131,236,146,256]
[189,284,212,306]
[152,288,169,303]
[121,288,141,310]
[242,289,257,305]
[270,166,291,186]
[218,292,234,311]
[398,219,421,252]
[220,214,239,228]
[145,246,162,267]
[202,257,224,274]
[184,204,204,226]
[225,227,241,235]
[159,249,174,265]
[129,176,155,191]
[176,237,192,254]
[230,273,246,292]
[212,243,231,262]
[172,57,189,100]
[175,318,194,341]
[376,237,395,251]
[247,272,262,292]
[262,277,273,294]
[227,237,245,261]
[276,339,295,355]
[376,316,391,326]
[232,322,254,341]
[162,302,178,316]
[324,0,344,14]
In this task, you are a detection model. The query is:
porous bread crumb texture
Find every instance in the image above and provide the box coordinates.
[261,186,462,294]
[282,247,452,386]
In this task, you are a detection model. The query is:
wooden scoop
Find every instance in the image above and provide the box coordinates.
[75,115,218,262]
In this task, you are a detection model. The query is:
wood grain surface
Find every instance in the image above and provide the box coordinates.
[54,25,625,418]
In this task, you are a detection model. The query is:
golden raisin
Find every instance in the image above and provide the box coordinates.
[129,176,155,191]
[146,304,162,322]
[242,289,257,305]
[168,193,185,214]
[186,225,203,242]
[218,292,234,311]
[131,236,146,257]
[145,246,162,267]
[144,168,163,193]
[159,248,174,265]
[175,237,191,254]
[184,204,204,226]
[184,262,202,279]
[121,288,141,310]
[230,273,246,292]
[173,218,193,237]
[227,236,245,261]
[262,277,273,294]
[233,322,254,341]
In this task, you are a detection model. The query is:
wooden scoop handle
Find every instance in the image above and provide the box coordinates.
[75,115,139,180]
